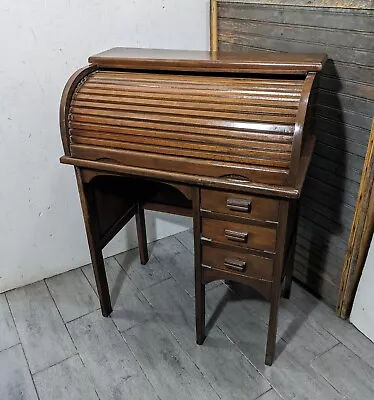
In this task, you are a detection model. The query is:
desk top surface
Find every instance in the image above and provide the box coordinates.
[88,47,327,74]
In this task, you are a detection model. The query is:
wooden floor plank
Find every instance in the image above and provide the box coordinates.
[142,278,271,400]
[311,344,374,400]
[257,389,284,400]
[150,236,196,296]
[206,285,343,400]
[206,284,270,369]
[115,247,171,291]
[34,355,98,400]
[151,235,222,297]
[6,281,75,374]
[67,310,157,400]
[290,282,374,370]
[228,283,339,363]
[174,229,194,253]
[0,293,19,352]
[0,344,38,400]
[82,257,154,332]
[46,269,99,323]
[122,316,221,400]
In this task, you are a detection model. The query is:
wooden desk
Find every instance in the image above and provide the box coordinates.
[60,48,326,365]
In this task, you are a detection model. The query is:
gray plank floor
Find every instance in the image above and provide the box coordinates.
[1,230,374,400]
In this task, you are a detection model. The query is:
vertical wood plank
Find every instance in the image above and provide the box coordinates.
[338,120,374,317]
[210,0,219,51]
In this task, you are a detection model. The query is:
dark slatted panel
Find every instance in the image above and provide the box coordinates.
[216,0,374,306]
[69,71,304,184]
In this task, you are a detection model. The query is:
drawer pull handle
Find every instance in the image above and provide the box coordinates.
[224,258,247,272]
[224,229,248,243]
[227,198,251,213]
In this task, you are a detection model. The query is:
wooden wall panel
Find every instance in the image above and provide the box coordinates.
[215,0,374,307]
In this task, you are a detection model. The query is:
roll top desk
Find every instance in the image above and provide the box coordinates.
[60,48,326,365]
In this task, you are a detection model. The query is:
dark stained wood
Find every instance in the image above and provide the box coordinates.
[200,210,277,228]
[68,68,317,185]
[204,268,272,299]
[135,204,149,265]
[60,65,97,156]
[60,47,321,365]
[202,245,274,281]
[60,155,306,199]
[74,168,112,317]
[283,201,300,299]
[89,47,326,74]
[288,73,316,185]
[201,188,279,222]
[143,202,193,217]
[266,200,290,365]
[99,204,136,250]
[202,218,277,252]
[193,188,205,345]
[70,144,289,186]
[201,236,275,260]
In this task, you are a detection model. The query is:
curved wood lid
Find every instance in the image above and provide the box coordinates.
[88,47,327,74]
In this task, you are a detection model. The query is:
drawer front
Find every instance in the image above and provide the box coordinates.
[202,246,273,281]
[201,189,279,222]
[202,219,276,252]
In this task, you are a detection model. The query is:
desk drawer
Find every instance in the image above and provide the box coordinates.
[201,189,279,222]
[202,246,273,281]
[202,219,276,252]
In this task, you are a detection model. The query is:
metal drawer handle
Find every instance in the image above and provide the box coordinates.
[224,229,248,243]
[227,198,252,213]
[224,258,247,272]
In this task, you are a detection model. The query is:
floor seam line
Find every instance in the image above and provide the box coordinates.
[0,342,21,354]
[174,231,194,254]
[32,353,79,376]
[64,307,102,325]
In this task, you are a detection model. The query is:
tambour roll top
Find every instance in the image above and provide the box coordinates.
[60,48,326,194]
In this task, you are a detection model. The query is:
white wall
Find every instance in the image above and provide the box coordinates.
[351,236,374,343]
[0,0,209,293]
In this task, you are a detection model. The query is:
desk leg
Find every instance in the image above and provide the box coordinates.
[135,204,149,265]
[193,188,205,345]
[75,169,112,317]
[283,201,299,300]
[283,234,297,300]
[265,200,289,366]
